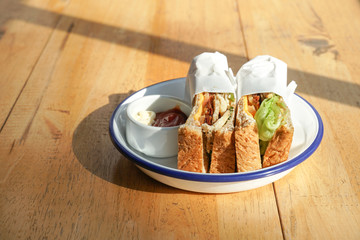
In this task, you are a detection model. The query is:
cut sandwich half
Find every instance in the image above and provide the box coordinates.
[235,93,294,171]
[178,92,236,173]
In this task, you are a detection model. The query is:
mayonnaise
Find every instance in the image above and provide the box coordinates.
[134,110,156,125]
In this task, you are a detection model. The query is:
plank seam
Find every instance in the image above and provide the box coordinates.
[0,14,64,135]
[234,0,249,60]
[273,183,286,240]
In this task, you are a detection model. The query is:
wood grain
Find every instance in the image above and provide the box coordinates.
[0,0,68,128]
[237,0,360,238]
[1,0,360,239]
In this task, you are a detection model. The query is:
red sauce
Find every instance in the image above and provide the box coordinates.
[152,106,187,127]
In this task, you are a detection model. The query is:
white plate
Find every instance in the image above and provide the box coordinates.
[109,78,323,193]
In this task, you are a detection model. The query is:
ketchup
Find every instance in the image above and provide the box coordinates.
[152,106,187,127]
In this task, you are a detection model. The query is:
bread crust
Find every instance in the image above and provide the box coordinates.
[234,97,262,172]
[177,93,209,173]
[209,125,236,173]
[262,122,294,168]
[177,125,208,173]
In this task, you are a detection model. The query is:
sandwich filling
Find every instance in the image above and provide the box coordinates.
[193,92,235,159]
[244,93,289,156]
[194,92,235,126]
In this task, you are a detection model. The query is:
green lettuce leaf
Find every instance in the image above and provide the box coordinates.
[254,95,283,142]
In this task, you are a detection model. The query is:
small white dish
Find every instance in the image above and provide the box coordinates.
[109,78,323,193]
[126,95,191,158]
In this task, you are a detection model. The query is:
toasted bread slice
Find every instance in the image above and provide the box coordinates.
[234,96,262,172]
[262,107,294,168]
[177,94,209,173]
[209,105,236,173]
[178,125,209,173]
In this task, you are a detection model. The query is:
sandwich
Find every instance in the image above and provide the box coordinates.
[235,93,294,172]
[177,92,236,173]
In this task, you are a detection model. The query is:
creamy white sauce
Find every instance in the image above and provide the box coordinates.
[134,110,156,125]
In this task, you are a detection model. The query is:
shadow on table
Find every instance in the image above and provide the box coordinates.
[1,0,360,108]
[72,92,198,194]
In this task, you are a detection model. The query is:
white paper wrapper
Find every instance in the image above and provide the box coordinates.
[236,55,297,104]
[184,52,236,104]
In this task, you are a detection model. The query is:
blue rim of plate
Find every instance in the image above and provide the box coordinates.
[109,78,324,182]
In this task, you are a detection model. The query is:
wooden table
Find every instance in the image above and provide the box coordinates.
[1,0,359,239]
